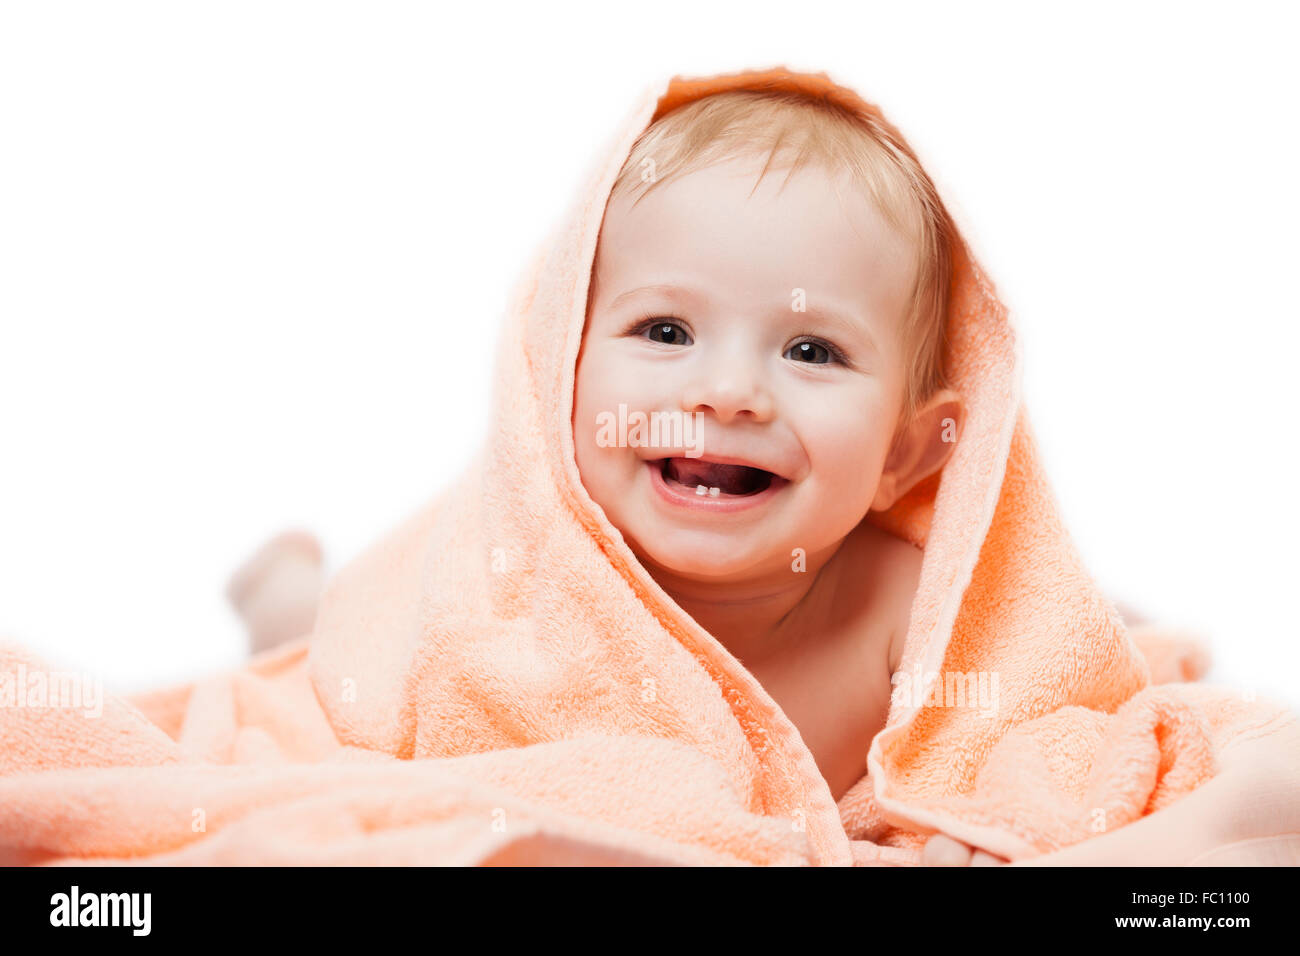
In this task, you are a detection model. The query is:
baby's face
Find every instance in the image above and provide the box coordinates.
[573,155,917,582]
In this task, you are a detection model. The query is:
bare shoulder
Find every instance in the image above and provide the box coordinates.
[854,522,923,674]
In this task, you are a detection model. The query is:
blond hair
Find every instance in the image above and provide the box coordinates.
[610,90,957,422]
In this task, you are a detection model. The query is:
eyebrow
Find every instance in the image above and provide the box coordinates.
[607,284,880,356]
[608,284,704,310]
[792,303,880,356]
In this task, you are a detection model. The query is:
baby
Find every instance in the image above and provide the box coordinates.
[572,90,985,859]
[228,89,998,864]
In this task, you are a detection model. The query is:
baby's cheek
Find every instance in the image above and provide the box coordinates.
[572,346,611,440]
[574,344,625,423]
[808,419,892,499]
[571,351,643,500]
[571,357,606,487]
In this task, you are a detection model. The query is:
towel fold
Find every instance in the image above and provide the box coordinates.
[2,65,1296,866]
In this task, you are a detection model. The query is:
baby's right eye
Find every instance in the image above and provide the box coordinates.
[630,317,693,347]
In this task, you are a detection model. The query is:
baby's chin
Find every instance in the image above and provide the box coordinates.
[624,525,790,584]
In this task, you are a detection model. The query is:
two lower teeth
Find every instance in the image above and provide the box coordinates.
[696,485,721,497]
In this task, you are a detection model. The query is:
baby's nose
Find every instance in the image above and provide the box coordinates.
[680,365,774,424]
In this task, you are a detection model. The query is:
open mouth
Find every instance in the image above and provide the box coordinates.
[655,457,777,498]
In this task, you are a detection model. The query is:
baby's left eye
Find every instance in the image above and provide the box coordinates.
[786,341,836,365]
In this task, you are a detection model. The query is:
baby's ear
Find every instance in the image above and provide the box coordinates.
[872,389,965,512]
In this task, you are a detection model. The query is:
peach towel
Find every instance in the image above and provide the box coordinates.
[2,66,1297,867]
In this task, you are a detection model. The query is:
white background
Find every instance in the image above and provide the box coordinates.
[2,1,1297,705]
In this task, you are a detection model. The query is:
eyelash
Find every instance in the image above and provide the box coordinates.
[622,314,849,366]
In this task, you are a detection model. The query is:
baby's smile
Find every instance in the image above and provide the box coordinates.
[646,454,791,511]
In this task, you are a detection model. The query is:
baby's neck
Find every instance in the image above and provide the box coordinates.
[642,542,845,668]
